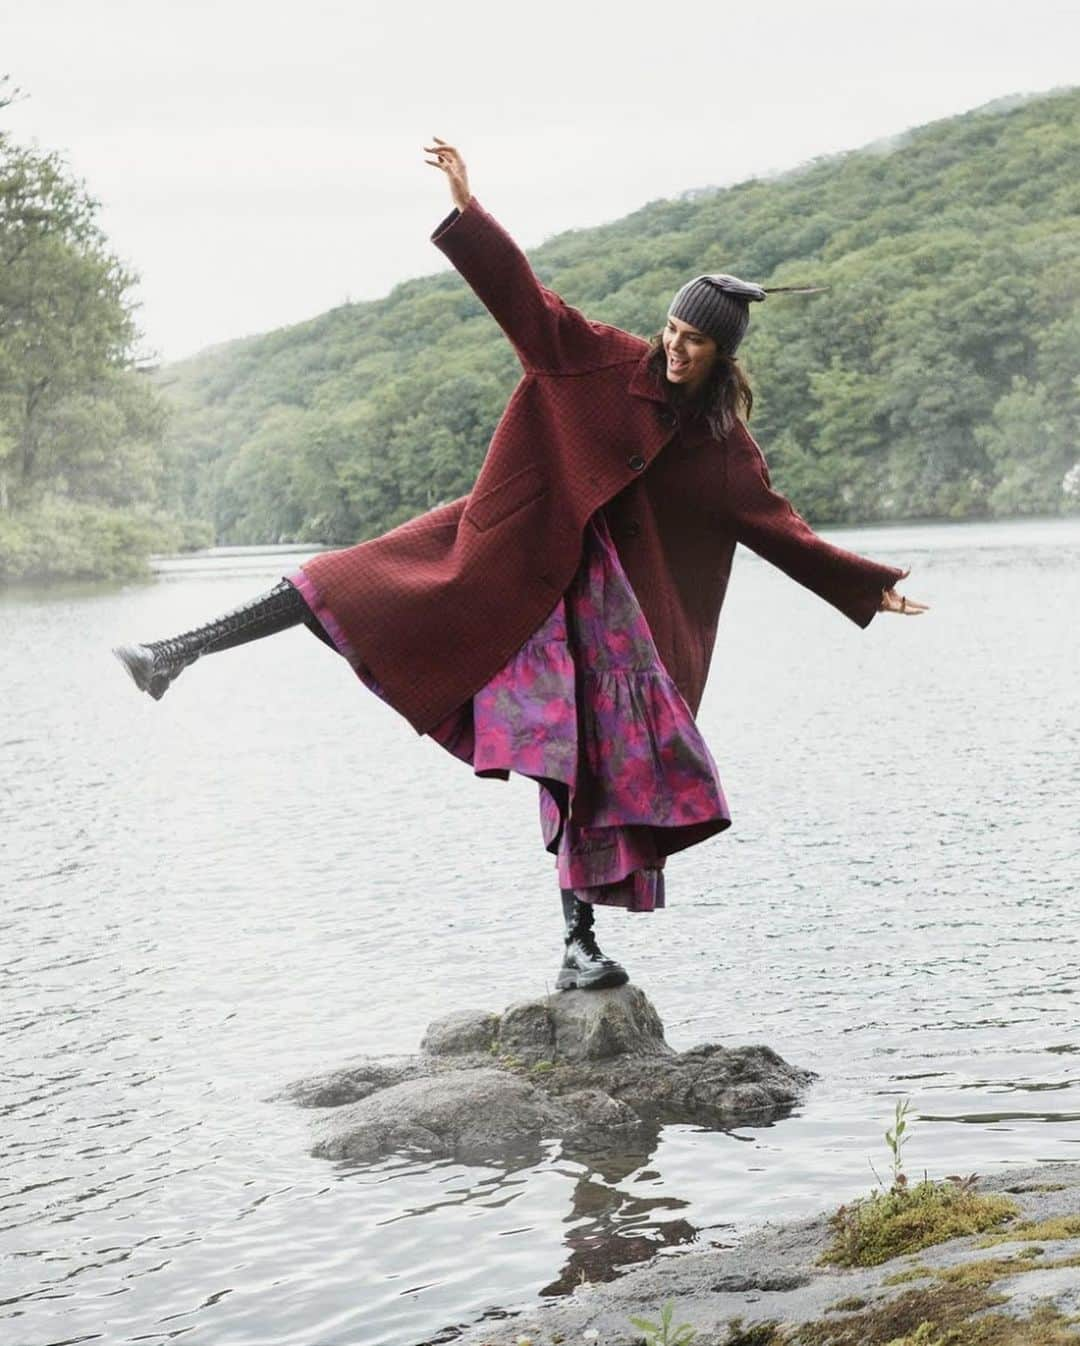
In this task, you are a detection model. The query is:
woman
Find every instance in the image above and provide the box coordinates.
[115,140,928,991]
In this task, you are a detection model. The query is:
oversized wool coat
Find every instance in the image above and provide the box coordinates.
[300,197,907,735]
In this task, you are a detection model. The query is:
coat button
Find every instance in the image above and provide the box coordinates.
[658,409,676,428]
[628,454,646,472]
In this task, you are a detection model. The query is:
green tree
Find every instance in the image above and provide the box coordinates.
[977,377,1073,515]
[0,137,144,507]
[0,101,184,582]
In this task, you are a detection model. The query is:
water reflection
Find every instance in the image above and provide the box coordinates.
[541,1147,701,1296]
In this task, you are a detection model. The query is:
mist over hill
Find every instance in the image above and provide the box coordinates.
[157,87,1080,546]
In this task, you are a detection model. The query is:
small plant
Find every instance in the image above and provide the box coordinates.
[885,1098,913,1188]
[628,1300,696,1346]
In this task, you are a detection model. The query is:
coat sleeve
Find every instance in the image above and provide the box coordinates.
[724,426,907,628]
[431,197,621,374]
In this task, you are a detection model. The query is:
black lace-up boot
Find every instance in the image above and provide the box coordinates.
[556,889,629,991]
[113,578,311,701]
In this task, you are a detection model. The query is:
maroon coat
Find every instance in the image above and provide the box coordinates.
[301,198,905,735]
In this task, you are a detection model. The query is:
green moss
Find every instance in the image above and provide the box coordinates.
[883,1266,934,1286]
[722,1235,1080,1346]
[976,1216,1080,1247]
[821,1182,1019,1268]
[934,1255,1035,1288]
[792,1281,1080,1345]
[795,1282,999,1344]
[882,1326,951,1346]
[722,1320,785,1346]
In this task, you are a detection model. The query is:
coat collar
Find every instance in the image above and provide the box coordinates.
[627,348,669,405]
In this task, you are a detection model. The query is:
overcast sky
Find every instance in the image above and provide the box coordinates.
[5,0,1077,362]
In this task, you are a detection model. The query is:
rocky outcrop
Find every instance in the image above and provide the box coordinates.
[278,985,813,1165]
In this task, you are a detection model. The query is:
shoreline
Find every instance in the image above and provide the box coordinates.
[447,1163,1080,1345]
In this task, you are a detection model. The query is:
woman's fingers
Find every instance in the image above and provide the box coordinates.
[422,139,470,211]
[881,589,930,614]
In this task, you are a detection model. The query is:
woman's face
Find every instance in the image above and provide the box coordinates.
[662,316,718,393]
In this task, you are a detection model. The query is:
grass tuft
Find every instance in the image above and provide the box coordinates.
[821,1180,1017,1268]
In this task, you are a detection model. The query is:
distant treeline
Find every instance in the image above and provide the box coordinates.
[3,85,1077,584]
[0,78,207,583]
[158,87,1080,548]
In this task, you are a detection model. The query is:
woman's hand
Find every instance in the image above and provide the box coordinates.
[424,137,471,212]
[879,568,929,615]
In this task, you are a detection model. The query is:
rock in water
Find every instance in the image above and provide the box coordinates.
[277,985,813,1164]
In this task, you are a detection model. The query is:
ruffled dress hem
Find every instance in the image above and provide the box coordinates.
[289,512,730,913]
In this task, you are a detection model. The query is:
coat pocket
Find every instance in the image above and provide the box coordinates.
[465,464,546,531]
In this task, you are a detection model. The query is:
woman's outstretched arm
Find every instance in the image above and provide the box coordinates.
[423,138,632,374]
[723,423,928,625]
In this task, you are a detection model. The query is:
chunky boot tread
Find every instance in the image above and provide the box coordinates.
[556,963,630,992]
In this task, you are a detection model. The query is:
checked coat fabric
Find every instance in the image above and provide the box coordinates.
[298,196,906,735]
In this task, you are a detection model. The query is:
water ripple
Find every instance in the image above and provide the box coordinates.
[2,518,1079,1345]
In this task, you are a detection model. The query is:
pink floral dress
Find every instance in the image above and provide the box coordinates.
[289,511,730,912]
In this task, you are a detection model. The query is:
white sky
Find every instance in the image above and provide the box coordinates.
[4,0,1077,362]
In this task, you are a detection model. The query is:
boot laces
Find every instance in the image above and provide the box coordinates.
[569,923,609,964]
[149,635,200,669]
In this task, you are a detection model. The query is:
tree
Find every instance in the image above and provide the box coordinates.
[0,134,144,508]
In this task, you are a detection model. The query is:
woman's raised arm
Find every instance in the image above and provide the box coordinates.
[423,138,629,374]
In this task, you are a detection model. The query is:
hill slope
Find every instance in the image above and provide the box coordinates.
[158,88,1080,544]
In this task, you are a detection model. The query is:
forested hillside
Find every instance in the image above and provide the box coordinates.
[161,86,1079,545]
[0,79,209,582]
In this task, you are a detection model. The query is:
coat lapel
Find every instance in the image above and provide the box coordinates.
[627,349,668,405]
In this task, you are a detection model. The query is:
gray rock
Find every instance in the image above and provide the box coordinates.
[420,1009,500,1057]
[282,984,814,1166]
[497,998,557,1063]
[551,985,670,1063]
[312,1069,564,1164]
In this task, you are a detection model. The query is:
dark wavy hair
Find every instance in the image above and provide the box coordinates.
[646,333,754,438]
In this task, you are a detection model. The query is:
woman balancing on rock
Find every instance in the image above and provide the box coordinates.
[114,140,928,990]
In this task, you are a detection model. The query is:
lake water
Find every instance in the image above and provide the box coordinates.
[3,517,1079,1346]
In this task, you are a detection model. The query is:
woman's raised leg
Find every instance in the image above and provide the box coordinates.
[113,578,322,701]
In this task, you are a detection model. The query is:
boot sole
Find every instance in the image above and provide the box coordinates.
[112,644,172,700]
[556,966,630,992]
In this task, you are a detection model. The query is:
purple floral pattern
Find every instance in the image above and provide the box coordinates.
[289,512,730,912]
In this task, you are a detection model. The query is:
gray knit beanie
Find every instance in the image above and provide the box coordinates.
[667,274,767,356]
